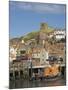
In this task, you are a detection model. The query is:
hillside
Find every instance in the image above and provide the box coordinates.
[10,23,54,47]
[20,31,39,42]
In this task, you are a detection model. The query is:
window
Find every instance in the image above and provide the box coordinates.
[20,50,26,54]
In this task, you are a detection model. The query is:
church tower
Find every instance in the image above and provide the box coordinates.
[39,23,48,47]
[40,23,48,30]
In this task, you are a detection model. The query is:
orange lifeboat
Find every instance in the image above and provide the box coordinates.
[44,64,59,77]
[50,65,59,76]
[44,67,51,77]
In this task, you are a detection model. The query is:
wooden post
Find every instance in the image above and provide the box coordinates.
[18,63,20,79]
[13,64,15,80]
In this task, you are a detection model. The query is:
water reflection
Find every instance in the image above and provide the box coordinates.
[9,76,66,89]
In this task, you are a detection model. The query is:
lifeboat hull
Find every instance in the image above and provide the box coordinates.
[43,65,60,78]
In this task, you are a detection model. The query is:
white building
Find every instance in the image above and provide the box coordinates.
[54,29,66,40]
[9,47,17,62]
[40,48,49,64]
[32,48,49,66]
[48,29,66,40]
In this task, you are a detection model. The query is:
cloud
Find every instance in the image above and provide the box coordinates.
[10,1,66,14]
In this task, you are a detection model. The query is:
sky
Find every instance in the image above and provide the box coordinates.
[9,1,66,38]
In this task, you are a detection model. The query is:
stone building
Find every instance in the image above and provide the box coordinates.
[39,23,49,46]
[40,23,48,30]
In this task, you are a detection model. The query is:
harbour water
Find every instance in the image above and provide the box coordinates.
[9,75,66,89]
